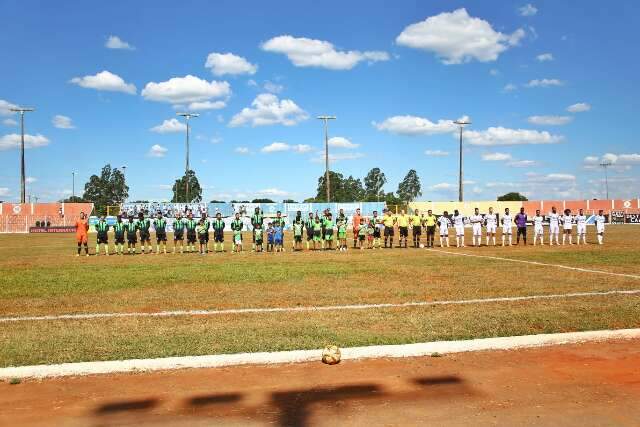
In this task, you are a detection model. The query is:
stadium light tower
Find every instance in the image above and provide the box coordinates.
[454,118,471,202]
[72,171,76,199]
[317,115,336,202]
[10,106,35,203]
[176,112,199,203]
[600,161,612,200]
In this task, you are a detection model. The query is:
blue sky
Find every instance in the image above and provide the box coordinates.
[1,0,639,202]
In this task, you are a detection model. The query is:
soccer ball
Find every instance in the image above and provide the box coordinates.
[419,244,425,248]
[321,345,341,365]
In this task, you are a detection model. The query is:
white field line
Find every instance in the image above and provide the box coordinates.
[429,248,640,280]
[1,328,639,379]
[1,289,640,323]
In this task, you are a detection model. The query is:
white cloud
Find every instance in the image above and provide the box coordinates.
[507,160,538,167]
[482,152,512,161]
[311,152,364,163]
[205,52,257,76]
[2,118,17,126]
[396,8,525,64]
[489,68,500,76]
[261,35,389,70]
[519,4,538,16]
[105,35,135,50]
[526,78,564,88]
[141,75,230,104]
[584,153,640,169]
[150,118,187,133]
[263,81,284,94]
[0,100,19,116]
[148,144,168,157]
[373,115,457,136]
[261,142,312,153]
[527,115,572,125]
[430,182,456,191]
[0,187,9,197]
[187,100,226,111]
[52,115,75,129]
[567,102,591,113]
[503,83,517,92]
[463,127,563,146]
[229,93,308,127]
[255,188,289,197]
[25,176,37,184]
[528,173,576,182]
[70,70,136,94]
[425,149,450,157]
[328,136,359,149]
[0,133,50,150]
[235,147,250,155]
[536,53,553,62]
[247,79,258,87]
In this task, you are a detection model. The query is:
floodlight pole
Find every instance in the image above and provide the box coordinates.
[454,119,471,202]
[72,172,76,199]
[177,112,199,203]
[10,107,35,204]
[317,115,336,202]
[121,165,127,203]
[600,161,612,200]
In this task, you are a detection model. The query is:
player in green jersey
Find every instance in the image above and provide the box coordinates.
[357,218,368,250]
[196,218,209,255]
[138,212,152,254]
[125,214,138,254]
[305,212,315,250]
[323,213,335,250]
[337,218,347,251]
[212,212,225,252]
[112,214,126,255]
[173,213,185,254]
[292,214,304,251]
[95,215,110,256]
[253,222,264,252]
[231,212,244,253]
[201,213,211,253]
[184,213,198,253]
[312,216,323,250]
[154,212,168,254]
[370,210,382,249]
[250,207,263,252]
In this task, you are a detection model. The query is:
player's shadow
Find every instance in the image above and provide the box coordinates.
[95,398,158,414]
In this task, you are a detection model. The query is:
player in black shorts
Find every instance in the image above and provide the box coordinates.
[125,214,138,254]
[154,211,168,254]
[212,212,226,252]
[305,212,315,250]
[138,211,152,254]
[173,213,185,254]
[113,214,126,255]
[201,212,211,253]
[185,212,197,253]
[250,207,263,252]
[95,215,110,256]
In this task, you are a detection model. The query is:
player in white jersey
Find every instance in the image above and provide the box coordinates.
[438,211,451,247]
[452,209,466,248]
[469,208,483,247]
[548,207,561,245]
[501,208,513,246]
[595,209,606,245]
[485,207,498,246]
[575,208,587,245]
[562,209,574,245]
[533,209,545,245]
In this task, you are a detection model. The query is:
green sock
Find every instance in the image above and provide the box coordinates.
[95,244,99,254]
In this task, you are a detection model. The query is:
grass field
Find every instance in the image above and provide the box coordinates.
[0,225,639,367]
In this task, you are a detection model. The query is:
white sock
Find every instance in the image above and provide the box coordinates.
[502,235,505,246]
[508,235,512,245]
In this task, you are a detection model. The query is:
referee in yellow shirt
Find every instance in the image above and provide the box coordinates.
[383,209,396,249]
[411,208,423,248]
[397,210,410,248]
[424,209,437,248]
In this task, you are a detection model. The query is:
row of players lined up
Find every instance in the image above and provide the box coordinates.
[75,205,607,256]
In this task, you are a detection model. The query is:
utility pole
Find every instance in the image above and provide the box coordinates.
[176,112,199,203]
[9,106,35,203]
[121,165,127,203]
[454,119,471,202]
[72,172,76,199]
[600,161,612,200]
[317,115,336,202]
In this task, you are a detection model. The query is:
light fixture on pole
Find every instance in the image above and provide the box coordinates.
[9,106,35,204]
[176,112,199,203]
[454,119,471,202]
[317,115,336,202]
[600,161,612,200]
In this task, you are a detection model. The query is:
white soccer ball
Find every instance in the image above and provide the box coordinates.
[321,345,341,365]
[419,244,424,248]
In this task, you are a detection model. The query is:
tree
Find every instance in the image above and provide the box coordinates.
[396,169,422,202]
[364,167,387,201]
[172,169,202,203]
[341,175,365,201]
[82,164,128,215]
[497,192,528,201]
[61,196,86,203]
[314,171,365,202]
[251,198,275,203]
[282,199,297,203]
[314,170,344,202]
[209,200,225,203]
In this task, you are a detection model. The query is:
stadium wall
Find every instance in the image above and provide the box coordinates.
[0,203,94,233]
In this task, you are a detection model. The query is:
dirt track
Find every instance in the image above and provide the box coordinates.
[1,339,639,426]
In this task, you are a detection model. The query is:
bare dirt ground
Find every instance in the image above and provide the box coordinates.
[1,339,639,427]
